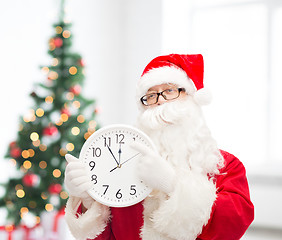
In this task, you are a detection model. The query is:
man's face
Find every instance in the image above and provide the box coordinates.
[144,83,187,108]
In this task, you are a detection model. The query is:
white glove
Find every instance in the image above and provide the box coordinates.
[130,142,176,194]
[64,154,94,208]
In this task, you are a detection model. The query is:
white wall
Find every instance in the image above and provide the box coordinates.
[0,0,57,182]
[67,0,163,126]
[0,0,162,160]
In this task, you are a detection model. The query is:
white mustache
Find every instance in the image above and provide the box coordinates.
[139,99,193,130]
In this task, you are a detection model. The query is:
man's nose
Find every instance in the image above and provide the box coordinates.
[157,94,166,105]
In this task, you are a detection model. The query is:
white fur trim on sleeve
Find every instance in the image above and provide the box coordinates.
[151,170,216,240]
[64,196,111,240]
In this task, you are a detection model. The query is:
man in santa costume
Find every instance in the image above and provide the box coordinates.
[64,54,254,240]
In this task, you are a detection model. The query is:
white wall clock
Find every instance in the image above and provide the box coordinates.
[79,124,156,207]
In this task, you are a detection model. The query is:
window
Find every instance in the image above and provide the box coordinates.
[162,0,282,170]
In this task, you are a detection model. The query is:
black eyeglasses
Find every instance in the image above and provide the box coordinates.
[140,87,185,106]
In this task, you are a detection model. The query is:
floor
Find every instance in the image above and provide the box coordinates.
[243,227,282,240]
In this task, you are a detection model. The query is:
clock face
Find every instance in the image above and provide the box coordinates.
[79,124,155,207]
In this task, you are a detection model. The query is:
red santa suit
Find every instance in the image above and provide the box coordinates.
[64,54,254,240]
[65,150,254,240]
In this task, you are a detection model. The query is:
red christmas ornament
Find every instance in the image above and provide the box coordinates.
[78,58,85,67]
[54,37,63,48]
[48,183,62,194]
[10,147,22,158]
[23,173,39,187]
[61,107,71,117]
[69,85,81,95]
[43,125,58,136]
[9,141,17,148]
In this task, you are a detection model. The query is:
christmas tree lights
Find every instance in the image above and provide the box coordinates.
[0,1,99,230]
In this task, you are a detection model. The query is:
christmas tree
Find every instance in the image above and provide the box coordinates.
[0,2,99,228]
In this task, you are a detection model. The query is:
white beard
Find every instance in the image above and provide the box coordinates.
[136,96,224,175]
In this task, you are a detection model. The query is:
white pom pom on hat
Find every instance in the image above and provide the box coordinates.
[136,54,212,106]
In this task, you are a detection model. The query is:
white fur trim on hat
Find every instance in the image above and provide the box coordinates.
[193,88,212,105]
[137,66,196,98]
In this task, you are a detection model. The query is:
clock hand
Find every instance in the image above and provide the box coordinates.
[106,144,119,166]
[118,143,122,165]
[109,165,119,173]
[110,153,140,172]
[120,152,140,166]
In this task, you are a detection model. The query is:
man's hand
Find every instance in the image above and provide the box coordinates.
[130,142,176,194]
[64,154,93,208]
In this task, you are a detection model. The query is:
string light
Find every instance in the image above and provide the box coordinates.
[48,71,58,80]
[22,150,30,159]
[51,58,59,66]
[23,116,30,123]
[36,108,45,117]
[41,67,49,74]
[15,184,23,190]
[66,92,74,100]
[24,109,36,123]
[41,192,48,200]
[89,120,97,129]
[73,100,80,109]
[56,120,63,126]
[39,161,47,169]
[32,139,41,147]
[16,189,25,198]
[30,132,39,141]
[45,203,54,212]
[49,39,55,51]
[28,149,35,157]
[5,225,14,232]
[60,191,68,199]
[84,132,91,140]
[55,26,63,34]
[10,158,16,166]
[23,160,32,170]
[45,96,53,104]
[71,127,80,135]
[53,169,61,178]
[88,126,96,133]
[59,148,67,156]
[20,207,28,213]
[60,113,69,122]
[88,129,96,135]
[66,143,74,151]
[62,30,71,38]
[20,207,29,218]
[69,66,77,75]
[39,144,47,152]
[77,115,85,123]
[36,216,41,224]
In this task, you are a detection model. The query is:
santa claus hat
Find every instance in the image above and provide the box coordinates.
[136,54,212,106]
